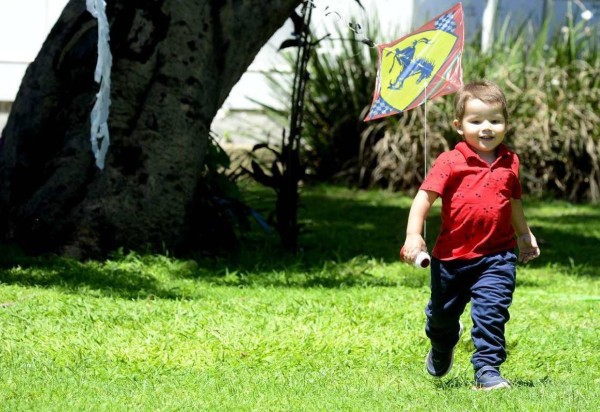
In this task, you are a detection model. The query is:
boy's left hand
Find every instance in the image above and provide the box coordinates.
[517,233,540,263]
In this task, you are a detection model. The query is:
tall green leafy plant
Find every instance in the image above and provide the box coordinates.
[255,6,599,202]
[243,2,326,252]
[301,29,379,184]
[257,18,381,186]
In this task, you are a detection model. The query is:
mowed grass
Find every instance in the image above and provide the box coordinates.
[0,185,599,411]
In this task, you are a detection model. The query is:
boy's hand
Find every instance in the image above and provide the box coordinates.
[401,234,427,263]
[517,233,540,263]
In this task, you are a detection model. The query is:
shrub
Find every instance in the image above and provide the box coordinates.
[257,9,600,202]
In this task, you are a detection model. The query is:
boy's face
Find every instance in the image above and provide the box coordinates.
[453,98,507,156]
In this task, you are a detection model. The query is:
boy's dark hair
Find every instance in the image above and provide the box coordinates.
[454,80,508,121]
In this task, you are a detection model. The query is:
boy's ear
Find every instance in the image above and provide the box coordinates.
[453,119,463,135]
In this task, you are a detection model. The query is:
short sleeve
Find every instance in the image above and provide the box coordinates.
[420,153,453,196]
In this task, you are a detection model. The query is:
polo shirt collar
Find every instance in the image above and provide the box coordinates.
[455,141,510,163]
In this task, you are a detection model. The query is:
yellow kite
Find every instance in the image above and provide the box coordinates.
[365,3,464,121]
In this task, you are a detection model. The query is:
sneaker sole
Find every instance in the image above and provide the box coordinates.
[472,381,511,391]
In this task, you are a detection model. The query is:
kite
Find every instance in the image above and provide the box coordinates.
[364,3,464,121]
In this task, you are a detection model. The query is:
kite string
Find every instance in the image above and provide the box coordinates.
[423,85,428,242]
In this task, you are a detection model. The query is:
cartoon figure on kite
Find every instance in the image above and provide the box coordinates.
[387,38,434,91]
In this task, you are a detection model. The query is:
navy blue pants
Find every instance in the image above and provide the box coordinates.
[425,250,517,371]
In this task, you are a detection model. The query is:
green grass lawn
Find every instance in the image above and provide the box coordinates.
[1,185,599,411]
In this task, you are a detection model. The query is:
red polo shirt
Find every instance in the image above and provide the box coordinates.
[420,142,521,260]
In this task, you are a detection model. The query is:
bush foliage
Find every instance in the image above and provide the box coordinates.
[259,8,600,202]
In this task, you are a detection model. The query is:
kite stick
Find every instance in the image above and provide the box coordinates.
[423,84,428,241]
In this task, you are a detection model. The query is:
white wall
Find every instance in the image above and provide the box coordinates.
[0,0,69,102]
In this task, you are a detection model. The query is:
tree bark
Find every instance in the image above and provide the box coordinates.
[0,0,300,258]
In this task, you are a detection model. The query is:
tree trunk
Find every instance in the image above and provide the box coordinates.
[0,0,300,258]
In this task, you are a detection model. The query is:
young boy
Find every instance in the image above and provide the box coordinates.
[402,80,540,390]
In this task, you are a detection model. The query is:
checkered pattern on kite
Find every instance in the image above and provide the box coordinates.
[368,97,397,119]
[435,12,457,34]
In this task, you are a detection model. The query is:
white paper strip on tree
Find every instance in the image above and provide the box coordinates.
[86,0,112,169]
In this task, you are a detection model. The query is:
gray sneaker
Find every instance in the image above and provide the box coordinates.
[425,321,463,378]
[473,366,511,390]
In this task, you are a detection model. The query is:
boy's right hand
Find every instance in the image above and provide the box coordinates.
[401,234,427,263]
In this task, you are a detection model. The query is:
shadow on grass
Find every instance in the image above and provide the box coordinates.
[0,188,598,298]
[231,190,441,268]
[530,226,600,276]
[433,377,472,390]
[524,202,600,276]
[227,191,600,279]
[0,245,183,300]
[434,376,552,390]
[510,376,552,388]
